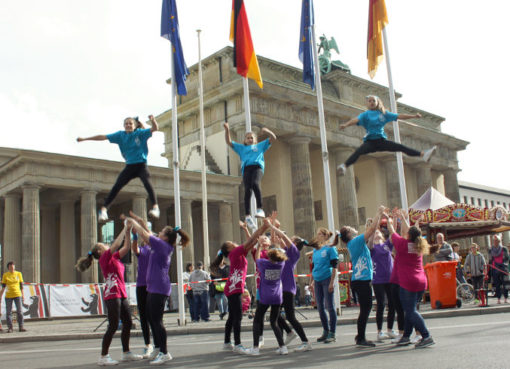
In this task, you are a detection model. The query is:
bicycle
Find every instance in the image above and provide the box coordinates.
[456,278,475,304]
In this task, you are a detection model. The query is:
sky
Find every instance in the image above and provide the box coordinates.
[1,0,509,190]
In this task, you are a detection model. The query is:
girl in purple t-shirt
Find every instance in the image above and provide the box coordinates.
[210,218,271,354]
[75,223,142,366]
[128,216,190,365]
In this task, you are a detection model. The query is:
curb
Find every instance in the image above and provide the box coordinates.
[1,305,509,344]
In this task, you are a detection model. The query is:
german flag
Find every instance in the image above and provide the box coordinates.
[229,0,263,88]
[367,0,388,79]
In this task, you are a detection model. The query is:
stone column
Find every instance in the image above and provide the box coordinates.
[416,164,433,198]
[444,168,461,203]
[383,159,402,209]
[22,184,41,283]
[41,206,58,283]
[59,200,76,283]
[219,202,234,243]
[81,190,98,283]
[334,148,359,228]
[130,194,148,282]
[3,194,21,271]
[181,199,194,265]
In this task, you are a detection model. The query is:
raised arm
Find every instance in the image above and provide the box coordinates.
[127,218,152,245]
[268,222,292,248]
[149,115,159,133]
[339,117,359,130]
[239,220,251,240]
[397,112,421,120]
[117,224,132,259]
[110,226,127,254]
[261,127,277,143]
[76,135,107,142]
[243,218,271,252]
[364,206,385,242]
[398,209,410,236]
[129,210,151,233]
[223,122,233,148]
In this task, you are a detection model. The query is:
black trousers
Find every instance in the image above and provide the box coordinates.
[277,291,308,342]
[345,139,421,167]
[147,293,168,354]
[351,280,372,341]
[136,286,151,346]
[390,283,405,331]
[373,283,395,331]
[253,303,284,347]
[243,165,263,215]
[225,293,243,345]
[102,298,132,356]
[104,163,157,207]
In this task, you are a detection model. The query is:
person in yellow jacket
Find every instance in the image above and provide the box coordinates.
[0,261,26,333]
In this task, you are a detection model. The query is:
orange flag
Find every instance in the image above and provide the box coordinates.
[367,0,388,79]
[229,0,263,88]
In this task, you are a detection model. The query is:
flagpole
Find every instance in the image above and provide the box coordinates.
[382,27,408,211]
[242,77,257,218]
[197,29,210,268]
[170,49,186,326]
[310,23,341,315]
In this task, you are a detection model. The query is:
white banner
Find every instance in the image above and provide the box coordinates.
[49,284,105,317]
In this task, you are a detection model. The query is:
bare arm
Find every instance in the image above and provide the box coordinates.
[364,206,385,242]
[110,227,127,254]
[223,122,233,148]
[76,135,108,142]
[339,118,359,130]
[239,220,251,240]
[127,218,152,245]
[261,127,277,143]
[149,115,159,133]
[117,225,131,259]
[243,218,271,252]
[328,268,337,293]
[398,209,410,236]
[129,211,151,233]
[269,223,292,248]
[397,112,421,120]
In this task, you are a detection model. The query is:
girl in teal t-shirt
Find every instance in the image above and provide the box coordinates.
[336,95,437,175]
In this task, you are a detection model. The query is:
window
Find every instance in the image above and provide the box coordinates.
[485,199,489,208]
[463,196,468,203]
[471,197,475,205]
[491,200,495,207]
[478,198,482,207]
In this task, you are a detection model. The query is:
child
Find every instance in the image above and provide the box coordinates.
[336,95,436,175]
[242,289,251,315]
[223,122,276,230]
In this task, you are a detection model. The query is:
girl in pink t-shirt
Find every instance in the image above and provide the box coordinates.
[75,222,142,366]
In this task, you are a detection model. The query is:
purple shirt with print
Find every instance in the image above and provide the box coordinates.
[281,244,300,294]
[136,245,151,287]
[371,240,394,285]
[147,236,174,296]
[256,258,284,305]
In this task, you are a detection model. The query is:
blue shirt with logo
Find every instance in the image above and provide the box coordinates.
[312,245,339,282]
[107,128,152,164]
[348,234,373,281]
[231,139,271,174]
[357,110,399,141]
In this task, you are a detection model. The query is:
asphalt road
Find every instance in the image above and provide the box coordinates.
[1,313,508,369]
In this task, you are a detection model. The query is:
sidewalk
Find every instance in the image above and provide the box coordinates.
[1,301,509,344]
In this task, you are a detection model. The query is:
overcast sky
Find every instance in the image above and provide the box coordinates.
[1,0,508,190]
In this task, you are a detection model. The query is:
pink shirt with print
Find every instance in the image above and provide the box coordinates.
[391,233,428,292]
[99,249,127,300]
[225,245,248,297]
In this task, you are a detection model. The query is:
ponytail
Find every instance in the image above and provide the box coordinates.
[309,227,333,248]
[75,244,102,272]
[331,232,340,247]
[162,226,190,248]
[408,226,429,255]
[210,242,230,274]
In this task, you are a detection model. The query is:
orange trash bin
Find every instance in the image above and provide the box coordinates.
[424,261,458,309]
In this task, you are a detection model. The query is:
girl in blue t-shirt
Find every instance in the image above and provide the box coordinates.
[223,122,276,230]
[77,115,160,222]
[336,95,437,175]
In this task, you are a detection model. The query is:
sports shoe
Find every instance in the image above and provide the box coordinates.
[245,216,257,232]
[423,146,437,163]
[148,205,160,219]
[391,333,403,343]
[98,354,118,366]
[259,336,265,347]
[19,327,27,332]
[377,331,390,342]
[356,338,375,347]
[324,332,336,343]
[233,344,248,354]
[98,207,109,222]
[255,208,265,218]
[148,349,160,360]
[150,352,172,365]
[396,336,411,346]
[317,330,329,342]
[223,343,234,351]
[245,347,260,356]
[387,330,399,339]
[336,163,346,176]
[142,344,154,359]
[121,351,143,361]
[415,336,435,348]
[294,342,313,352]
[276,346,289,355]
[285,330,298,345]
[411,335,422,344]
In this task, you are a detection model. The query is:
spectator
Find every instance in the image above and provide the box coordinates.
[464,243,486,306]
[488,235,509,304]
[0,261,26,333]
[304,284,312,306]
[212,258,229,320]
[434,233,453,261]
[183,263,195,319]
[451,242,466,283]
[189,261,211,322]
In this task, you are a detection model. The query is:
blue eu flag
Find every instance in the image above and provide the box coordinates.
[161,0,189,96]
[299,0,315,90]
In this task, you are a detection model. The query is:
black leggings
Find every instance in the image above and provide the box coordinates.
[277,291,308,342]
[104,163,157,208]
[136,286,151,346]
[373,283,395,331]
[225,293,243,345]
[102,298,132,356]
[390,283,405,331]
[253,303,284,347]
[345,139,421,167]
[243,165,263,215]
[147,293,168,354]
[351,280,372,341]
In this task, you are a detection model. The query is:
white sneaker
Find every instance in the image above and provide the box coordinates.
[98,207,109,222]
[255,208,265,218]
[148,205,160,219]
[336,164,346,176]
[150,352,172,365]
[245,347,260,356]
[259,336,265,347]
[121,351,143,361]
[276,346,289,355]
[294,342,313,352]
[223,343,234,351]
[148,349,159,360]
[387,330,399,339]
[391,334,403,343]
[233,344,248,354]
[245,216,257,232]
[98,354,118,366]
[142,344,154,359]
[285,330,298,345]
[423,146,437,162]
[377,331,390,342]
[411,335,422,344]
